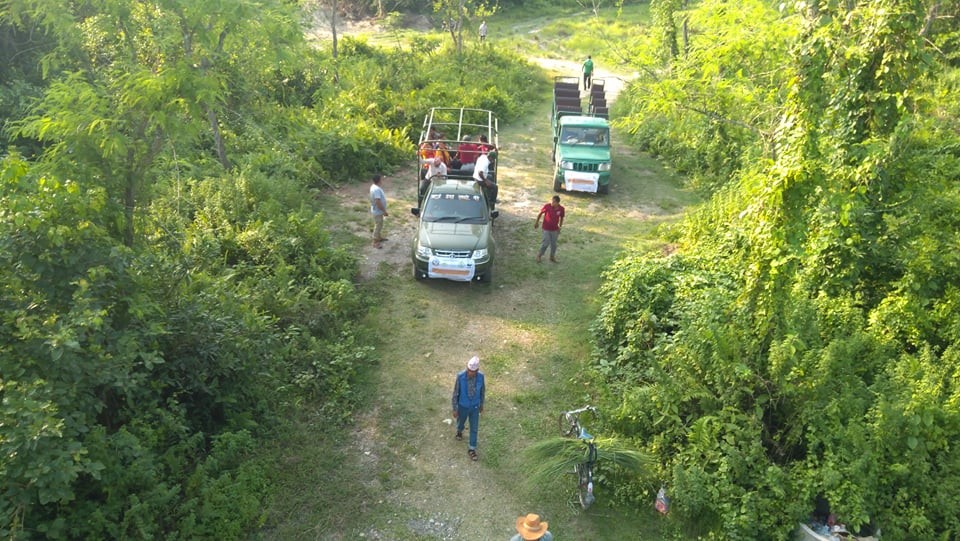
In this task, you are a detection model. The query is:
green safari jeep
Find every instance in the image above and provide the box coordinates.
[552,115,612,194]
[410,177,498,284]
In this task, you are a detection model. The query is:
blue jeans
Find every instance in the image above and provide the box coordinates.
[456,405,481,450]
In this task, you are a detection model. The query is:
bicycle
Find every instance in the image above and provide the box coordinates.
[558,405,599,509]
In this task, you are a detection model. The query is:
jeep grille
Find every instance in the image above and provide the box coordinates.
[573,162,600,172]
[434,249,473,258]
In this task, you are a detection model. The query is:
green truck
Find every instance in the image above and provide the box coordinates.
[551,76,612,194]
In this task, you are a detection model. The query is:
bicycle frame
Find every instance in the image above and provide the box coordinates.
[559,405,599,509]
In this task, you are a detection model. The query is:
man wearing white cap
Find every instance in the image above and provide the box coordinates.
[452,355,485,461]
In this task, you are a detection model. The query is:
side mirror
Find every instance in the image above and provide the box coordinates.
[490,210,499,219]
[411,208,420,216]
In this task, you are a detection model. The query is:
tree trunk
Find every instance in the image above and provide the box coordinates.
[921,1,941,38]
[457,0,464,55]
[682,17,689,56]
[207,106,231,169]
[124,165,135,247]
[331,0,338,59]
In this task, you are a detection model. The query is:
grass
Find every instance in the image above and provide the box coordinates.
[256,4,697,540]
[360,2,652,73]
[487,3,652,70]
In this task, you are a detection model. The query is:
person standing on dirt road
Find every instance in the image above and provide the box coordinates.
[369,174,388,249]
[582,55,594,90]
[511,514,553,541]
[452,356,485,461]
[535,195,565,263]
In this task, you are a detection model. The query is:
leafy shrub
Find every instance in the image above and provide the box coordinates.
[617,0,797,191]
[1,144,369,539]
[178,431,270,540]
[592,2,960,536]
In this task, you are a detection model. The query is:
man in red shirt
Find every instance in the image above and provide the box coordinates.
[456,135,480,171]
[534,195,565,263]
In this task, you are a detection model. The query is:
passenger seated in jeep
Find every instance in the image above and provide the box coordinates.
[478,134,497,155]
[419,139,451,178]
[561,127,583,144]
[419,157,448,199]
[452,135,480,172]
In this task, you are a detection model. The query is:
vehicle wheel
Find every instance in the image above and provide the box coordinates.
[558,413,578,438]
[598,183,609,194]
[576,463,595,509]
[553,178,563,192]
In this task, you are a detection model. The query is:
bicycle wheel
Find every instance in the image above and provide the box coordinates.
[576,463,595,509]
[558,412,578,438]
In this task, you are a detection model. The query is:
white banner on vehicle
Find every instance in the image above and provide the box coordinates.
[564,171,599,193]
[428,256,476,281]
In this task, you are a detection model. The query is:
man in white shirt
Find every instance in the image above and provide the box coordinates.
[369,174,388,248]
[426,156,447,179]
[472,151,497,205]
[420,157,448,200]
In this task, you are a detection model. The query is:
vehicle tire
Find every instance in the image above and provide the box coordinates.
[558,413,578,438]
[576,463,595,509]
[553,178,563,192]
[598,183,609,194]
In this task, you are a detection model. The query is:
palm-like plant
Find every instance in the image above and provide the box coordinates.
[523,436,654,488]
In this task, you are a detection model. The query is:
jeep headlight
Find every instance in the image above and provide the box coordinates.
[472,248,488,260]
[598,162,611,171]
[559,160,575,169]
[416,243,433,258]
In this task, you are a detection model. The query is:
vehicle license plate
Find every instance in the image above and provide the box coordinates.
[428,256,476,281]
[564,171,599,192]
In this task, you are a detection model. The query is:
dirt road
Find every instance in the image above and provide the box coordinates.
[309,68,678,541]
[276,15,681,541]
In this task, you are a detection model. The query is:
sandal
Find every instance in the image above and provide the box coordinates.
[468,449,478,461]
[456,431,463,441]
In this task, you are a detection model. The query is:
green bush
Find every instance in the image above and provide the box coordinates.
[592,2,960,538]
[617,0,796,191]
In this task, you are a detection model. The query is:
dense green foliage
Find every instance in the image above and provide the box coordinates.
[597,0,960,539]
[331,0,608,18]
[618,0,798,190]
[0,1,542,538]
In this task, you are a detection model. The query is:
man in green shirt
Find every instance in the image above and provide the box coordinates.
[582,55,594,90]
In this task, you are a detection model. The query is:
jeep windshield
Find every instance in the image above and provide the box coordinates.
[559,126,609,146]
[422,192,488,224]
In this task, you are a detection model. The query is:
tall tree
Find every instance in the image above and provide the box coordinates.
[5,0,304,245]
[432,0,496,54]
